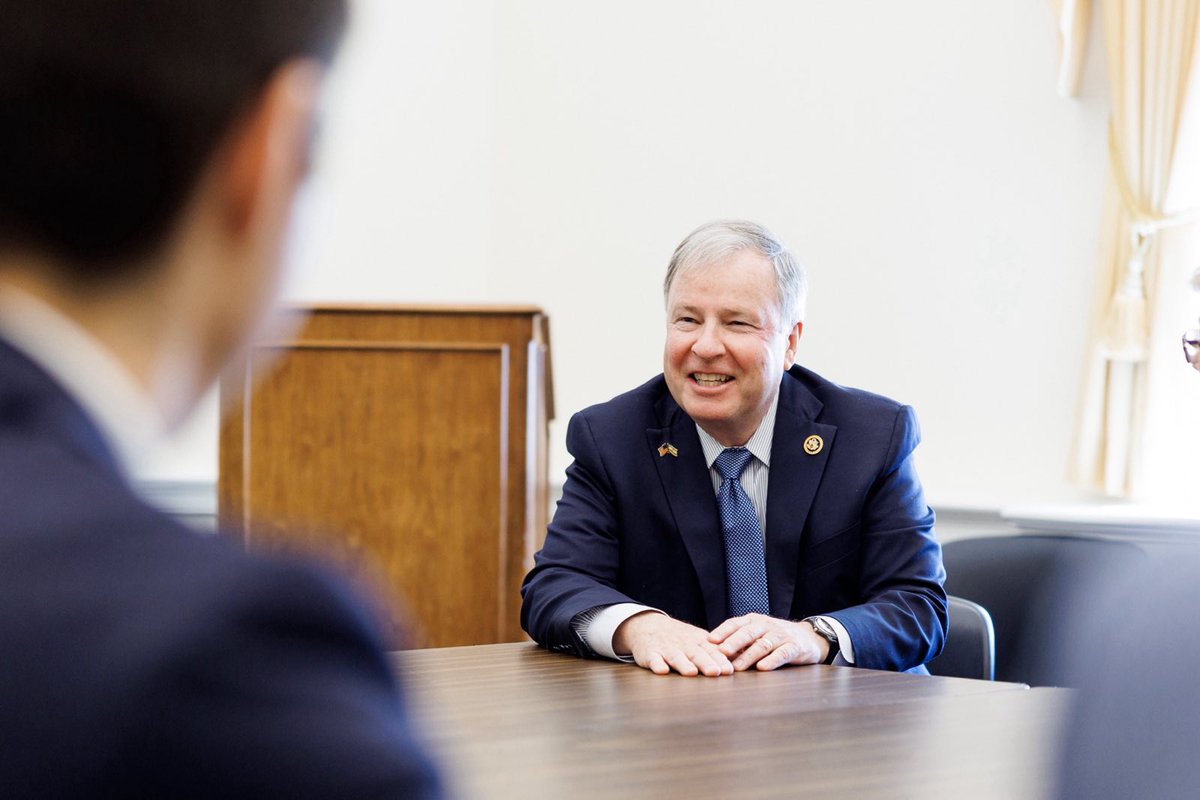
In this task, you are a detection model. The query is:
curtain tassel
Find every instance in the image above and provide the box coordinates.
[1100,228,1151,362]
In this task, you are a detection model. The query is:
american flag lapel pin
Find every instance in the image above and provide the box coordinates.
[657,442,679,458]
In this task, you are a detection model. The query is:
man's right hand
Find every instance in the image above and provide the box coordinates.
[612,611,734,677]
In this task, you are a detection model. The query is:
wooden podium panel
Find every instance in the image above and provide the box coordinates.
[219,306,552,648]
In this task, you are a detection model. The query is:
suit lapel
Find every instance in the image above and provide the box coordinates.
[645,393,728,629]
[764,373,836,617]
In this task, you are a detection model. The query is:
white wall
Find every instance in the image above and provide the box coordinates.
[140,0,1115,512]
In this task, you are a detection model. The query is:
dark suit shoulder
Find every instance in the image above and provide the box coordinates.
[573,374,669,427]
[576,369,910,425]
[0,437,442,798]
[785,364,907,416]
[778,365,921,473]
[568,369,916,449]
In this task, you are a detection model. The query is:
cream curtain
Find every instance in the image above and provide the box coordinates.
[1069,0,1200,496]
[1052,0,1093,97]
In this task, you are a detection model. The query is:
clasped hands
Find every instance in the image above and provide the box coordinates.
[612,610,832,677]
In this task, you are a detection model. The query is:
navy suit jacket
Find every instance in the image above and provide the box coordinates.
[521,365,947,672]
[0,338,441,797]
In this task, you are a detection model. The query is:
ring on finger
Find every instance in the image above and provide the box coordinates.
[760,636,775,650]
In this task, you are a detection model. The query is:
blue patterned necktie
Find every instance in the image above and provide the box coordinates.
[714,447,770,617]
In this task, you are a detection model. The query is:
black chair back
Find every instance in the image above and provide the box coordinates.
[942,534,1146,686]
[927,595,995,680]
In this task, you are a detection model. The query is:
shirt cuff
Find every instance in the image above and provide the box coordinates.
[814,615,856,665]
[577,603,664,661]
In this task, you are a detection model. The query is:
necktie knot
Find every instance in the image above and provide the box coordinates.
[714,447,754,481]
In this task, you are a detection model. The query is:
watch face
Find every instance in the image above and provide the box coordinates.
[809,618,840,665]
[811,618,836,642]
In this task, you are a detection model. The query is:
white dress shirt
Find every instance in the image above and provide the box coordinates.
[0,285,164,481]
[579,391,856,664]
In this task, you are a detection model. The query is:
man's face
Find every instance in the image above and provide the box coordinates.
[663,249,801,447]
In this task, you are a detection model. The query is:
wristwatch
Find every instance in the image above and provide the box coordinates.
[806,617,841,665]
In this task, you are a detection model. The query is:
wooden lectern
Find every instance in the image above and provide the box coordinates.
[218,305,553,648]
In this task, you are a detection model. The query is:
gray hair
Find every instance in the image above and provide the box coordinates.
[663,219,807,326]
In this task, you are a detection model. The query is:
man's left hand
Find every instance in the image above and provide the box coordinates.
[708,614,830,671]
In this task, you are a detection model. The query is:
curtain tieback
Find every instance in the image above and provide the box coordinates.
[1101,123,1200,362]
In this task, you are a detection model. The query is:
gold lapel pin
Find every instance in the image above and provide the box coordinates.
[657,442,679,458]
[803,435,824,456]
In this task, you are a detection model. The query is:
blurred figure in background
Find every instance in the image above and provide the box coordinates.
[1186,269,1200,373]
[1184,324,1200,373]
[0,2,441,796]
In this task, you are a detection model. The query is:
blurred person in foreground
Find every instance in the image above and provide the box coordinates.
[0,2,441,796]
[1056,322,1200,799]
[521,220,946,676]
[1056,549,1200,799]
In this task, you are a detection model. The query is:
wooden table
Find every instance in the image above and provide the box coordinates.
[396,643,1071,800]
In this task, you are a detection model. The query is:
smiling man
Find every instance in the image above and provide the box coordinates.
[521,219,947,676]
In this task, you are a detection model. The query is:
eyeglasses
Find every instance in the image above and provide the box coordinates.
[1184,328,1200,365]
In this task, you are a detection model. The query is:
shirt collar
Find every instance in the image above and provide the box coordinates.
[0,285,165,479]
[695,390,781,469]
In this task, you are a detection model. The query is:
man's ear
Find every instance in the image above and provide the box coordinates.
[221,59,325,236]
[783,321,803,369]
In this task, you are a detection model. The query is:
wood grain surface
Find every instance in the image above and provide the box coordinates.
[220,307,553,647]
[396,642,1071,800]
